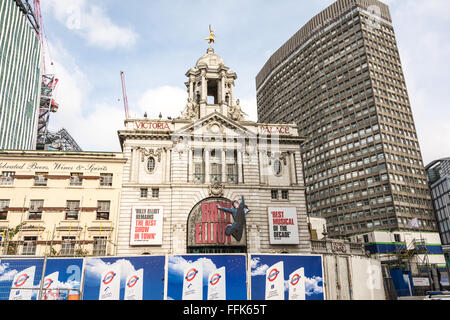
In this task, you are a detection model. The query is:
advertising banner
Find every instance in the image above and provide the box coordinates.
[82,256,165,300]
[0,258,44,301]
[44,258,84,300]
[130,206,163,246]
[167,255,247,300]
[267,207,299,245]
[250,254,324,300]
[187,198,247,248]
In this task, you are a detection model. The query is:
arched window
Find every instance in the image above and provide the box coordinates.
[147,157,156,173]
[273,159,282,176]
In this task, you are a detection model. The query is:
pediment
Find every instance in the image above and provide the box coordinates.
[174,112,255,139]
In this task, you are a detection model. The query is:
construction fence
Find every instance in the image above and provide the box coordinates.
[0,253,386,300]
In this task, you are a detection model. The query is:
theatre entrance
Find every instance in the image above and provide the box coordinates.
[186,197,247,254]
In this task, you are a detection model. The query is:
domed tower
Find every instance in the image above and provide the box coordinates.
[182,29,242,121]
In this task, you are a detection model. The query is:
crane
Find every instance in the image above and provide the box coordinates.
[120,71,130,119]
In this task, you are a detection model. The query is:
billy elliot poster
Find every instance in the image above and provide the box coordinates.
[82,256,165,300]
[167,254,247,300]
[250,254,325,300]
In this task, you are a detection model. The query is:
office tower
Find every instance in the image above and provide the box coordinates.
[426,158,450,251]
[0,0,41,150]
[256,0,436,237]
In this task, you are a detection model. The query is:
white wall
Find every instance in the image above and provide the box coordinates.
[323,254,386,300]
[350,256,385,300]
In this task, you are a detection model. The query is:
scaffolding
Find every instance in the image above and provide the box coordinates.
[44,128,82,152]
[13,0,39,34]
[36,74,59,149]
[0,221,115,258]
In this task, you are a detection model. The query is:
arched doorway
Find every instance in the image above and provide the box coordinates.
[186,197,247,254]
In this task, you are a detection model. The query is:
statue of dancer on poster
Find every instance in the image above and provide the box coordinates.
[218,196,250,242]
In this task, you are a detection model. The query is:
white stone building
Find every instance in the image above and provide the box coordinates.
[116,46,311,255]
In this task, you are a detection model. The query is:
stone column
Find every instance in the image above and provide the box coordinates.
[201,71,207,104]
[220,73,226,105]
[237,150,243,184]
[204,148,210,184]
[290,151,297,185]
[222,149,227,184]
[189,77,194,100]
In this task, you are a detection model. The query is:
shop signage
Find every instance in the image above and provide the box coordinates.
[258,125,291,135]
[134,121,172,131]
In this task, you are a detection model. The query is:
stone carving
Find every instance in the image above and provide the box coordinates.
[209,182,224,197]
[228,99,245,121]
[137,147,163,162]
[182,98,199,120]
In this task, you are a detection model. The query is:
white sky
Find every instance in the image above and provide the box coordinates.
[39,0,450,165]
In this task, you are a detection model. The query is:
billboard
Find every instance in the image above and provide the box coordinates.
[167,254,247,300]
[187,198,247,249]
[82,256,165,300]
[267,207,299,245]
[250,254,324,300]
[130,206,163,246]
[43,258,84,300]
[0,258,44,300]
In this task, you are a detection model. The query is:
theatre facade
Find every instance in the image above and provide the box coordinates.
[116,46,311,256]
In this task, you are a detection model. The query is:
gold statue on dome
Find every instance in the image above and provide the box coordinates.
[205,25,216,47]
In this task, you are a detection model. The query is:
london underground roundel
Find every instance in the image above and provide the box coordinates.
[185,268,198,282]
[268,269,280,282]
[14,274,30,287]
[209,273,221,286]
[102,271,116,285]
[44,278,54,289]
[127,276,139,288]
[290,274,301,286]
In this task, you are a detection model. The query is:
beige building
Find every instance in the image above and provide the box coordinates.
[116,45,312,256]
[0,150,126,256]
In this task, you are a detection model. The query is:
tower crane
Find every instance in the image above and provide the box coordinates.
[120,71,130,119]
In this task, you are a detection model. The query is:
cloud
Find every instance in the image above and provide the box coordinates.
[84,258,138,282]
[0,263,18,282]
[250,257,269,276]
[42,0,138,50]
[137,86,188,120]
[238,96,258,122]
[168,256,218,282]
[44,41,124,151]
[305,276,323,296]
[384,0,450,164]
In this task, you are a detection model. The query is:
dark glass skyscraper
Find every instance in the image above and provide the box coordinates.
[256,0,436,237]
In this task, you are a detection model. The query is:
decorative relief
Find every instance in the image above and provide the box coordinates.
[209,182,224,197]
[137,147,163,162]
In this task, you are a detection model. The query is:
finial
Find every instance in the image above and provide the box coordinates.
[205,24,216,49]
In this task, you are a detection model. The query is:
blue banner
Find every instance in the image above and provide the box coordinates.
[82,256,165,300]
[250,254,324,300]
[167,254,247,300]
